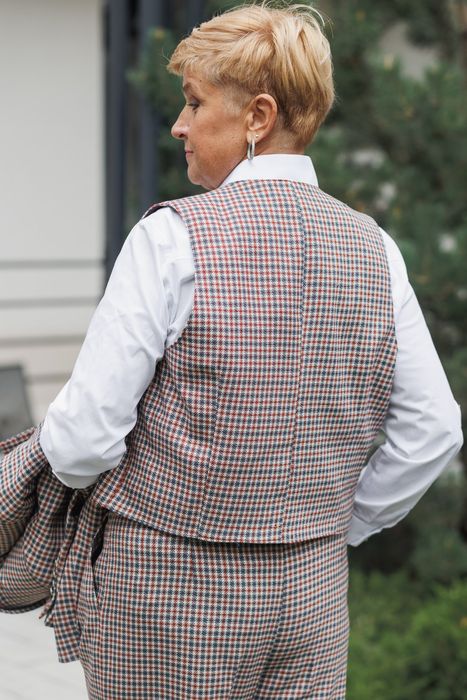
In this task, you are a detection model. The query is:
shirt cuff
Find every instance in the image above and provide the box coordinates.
[51,469,99,489]
[346,512,379,546]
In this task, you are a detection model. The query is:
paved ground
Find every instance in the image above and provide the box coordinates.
[0,609,87,699]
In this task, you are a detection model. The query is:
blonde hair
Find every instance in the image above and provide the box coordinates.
[167,2,334,146]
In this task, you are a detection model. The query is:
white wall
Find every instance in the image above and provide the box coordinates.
[0,0,104,423]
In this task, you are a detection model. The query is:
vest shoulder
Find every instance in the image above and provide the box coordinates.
[310,186,380,232]
[145,181,381,237]
[144,188,223,218]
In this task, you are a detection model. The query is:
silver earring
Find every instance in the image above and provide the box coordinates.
[247,134,257,161]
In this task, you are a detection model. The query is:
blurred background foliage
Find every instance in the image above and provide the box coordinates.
[130,0,467,695]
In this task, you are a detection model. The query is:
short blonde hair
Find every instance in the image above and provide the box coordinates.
[167,2,334,146]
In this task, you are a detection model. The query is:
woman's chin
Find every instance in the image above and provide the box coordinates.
[186,169,212,191]
[186,166,200,186]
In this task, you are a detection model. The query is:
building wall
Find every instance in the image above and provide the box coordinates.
[0,0,104,423]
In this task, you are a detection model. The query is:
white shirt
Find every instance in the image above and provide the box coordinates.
[39,154,463,546]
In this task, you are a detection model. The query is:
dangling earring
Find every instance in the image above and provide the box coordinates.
[247,134,258,161]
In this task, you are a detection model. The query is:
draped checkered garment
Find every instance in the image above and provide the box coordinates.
[92,179,397,543]
[0,425,77,612]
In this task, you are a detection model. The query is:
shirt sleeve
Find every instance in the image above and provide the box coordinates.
[347,229,464,546]
[39,208,187,489]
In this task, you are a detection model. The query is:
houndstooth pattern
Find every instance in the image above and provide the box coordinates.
[93,179,397,543]
[0,425,42,528]
[73,502,349,699]
[0,426,76,613]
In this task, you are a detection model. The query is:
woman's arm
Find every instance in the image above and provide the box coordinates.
[39,207,191,487]
[347,231,463,545]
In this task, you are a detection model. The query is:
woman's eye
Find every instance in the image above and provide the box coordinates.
[187,102,199,111]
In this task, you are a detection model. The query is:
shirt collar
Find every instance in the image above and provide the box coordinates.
[220,154,319,188]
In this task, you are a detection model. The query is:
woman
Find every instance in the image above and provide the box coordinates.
[1,3,462,698]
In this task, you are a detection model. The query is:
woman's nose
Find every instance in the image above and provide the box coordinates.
[171,113,188,140]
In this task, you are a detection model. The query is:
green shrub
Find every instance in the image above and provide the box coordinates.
[347,568,421,699]
[409,526,467,586]
[348,475,467,585]
[348,573,467,699]
[404,475,467,585]
[390,580,467,700]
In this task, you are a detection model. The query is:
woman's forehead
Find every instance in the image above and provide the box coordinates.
[182,69,216,95]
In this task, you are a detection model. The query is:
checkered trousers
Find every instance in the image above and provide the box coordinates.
[73,498,349,699]
[93,179,397,543]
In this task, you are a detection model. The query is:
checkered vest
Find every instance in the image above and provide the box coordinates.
[92,179,397,542]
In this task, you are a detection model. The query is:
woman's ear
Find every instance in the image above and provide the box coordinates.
[245,93,278,140]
